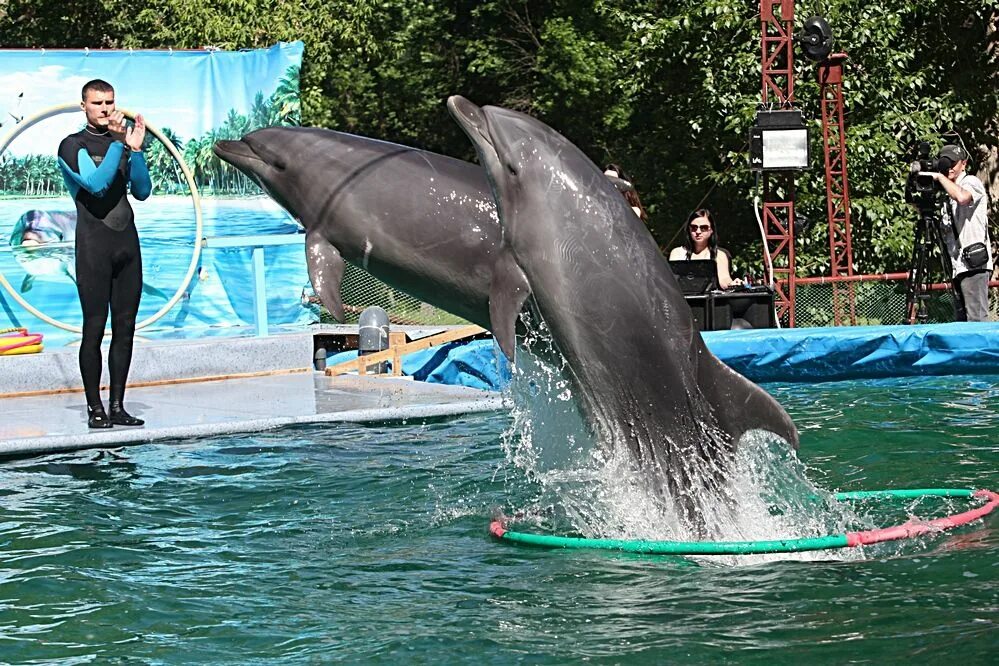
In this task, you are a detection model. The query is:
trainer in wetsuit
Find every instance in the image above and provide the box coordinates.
[58,79,151,429]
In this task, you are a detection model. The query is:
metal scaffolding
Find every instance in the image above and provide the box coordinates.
[759,0,798,326]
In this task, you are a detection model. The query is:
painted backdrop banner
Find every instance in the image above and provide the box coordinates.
[0,42,313,346]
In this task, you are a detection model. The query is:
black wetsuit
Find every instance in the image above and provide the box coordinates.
[58,130,151,408]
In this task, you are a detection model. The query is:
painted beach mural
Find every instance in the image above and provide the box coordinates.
[0,42,313,346]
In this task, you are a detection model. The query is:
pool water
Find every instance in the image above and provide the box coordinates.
[0,375,996,663]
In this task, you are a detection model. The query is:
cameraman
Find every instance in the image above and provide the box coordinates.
[926,145,992,321]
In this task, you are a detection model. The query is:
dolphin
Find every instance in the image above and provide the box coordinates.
[447,96,798,526]
[9,210,78,291]
[212,127,507,327]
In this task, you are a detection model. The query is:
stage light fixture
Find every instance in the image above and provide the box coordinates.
[749,109,809,172]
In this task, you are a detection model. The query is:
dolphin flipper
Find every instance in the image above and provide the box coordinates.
[489,249,532,360]
[20,275,34,292]
[305,229,346,322]
[698,355,799,449]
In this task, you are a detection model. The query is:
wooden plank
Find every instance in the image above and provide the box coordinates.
[326,325,488,377]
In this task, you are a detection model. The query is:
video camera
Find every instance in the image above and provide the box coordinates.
[905,141,953,210]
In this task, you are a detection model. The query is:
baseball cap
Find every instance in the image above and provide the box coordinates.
[937,145,968,162]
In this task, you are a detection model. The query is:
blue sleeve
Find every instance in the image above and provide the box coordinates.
[129,152,152,201]
[57,141,126,197]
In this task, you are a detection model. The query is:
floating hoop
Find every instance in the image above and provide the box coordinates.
[489,488,999,555]
[0,103,203,333]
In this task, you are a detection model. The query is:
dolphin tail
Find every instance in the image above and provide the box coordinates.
[305,229,346,322]
[488,249,532,361]
[698,353,799,450]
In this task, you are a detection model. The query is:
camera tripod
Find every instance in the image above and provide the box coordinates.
[904,207,956,324]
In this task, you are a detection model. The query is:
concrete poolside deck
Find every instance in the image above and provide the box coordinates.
[0,326,506,458]
[6,319,999,459]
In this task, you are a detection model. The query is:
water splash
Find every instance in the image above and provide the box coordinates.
[500,318,870,562]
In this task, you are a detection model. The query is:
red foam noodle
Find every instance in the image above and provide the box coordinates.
[847,490,999,547]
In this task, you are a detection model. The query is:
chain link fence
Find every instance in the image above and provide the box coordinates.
[309,266,997,329]
[794,278,999,327]
[310,263,468,326]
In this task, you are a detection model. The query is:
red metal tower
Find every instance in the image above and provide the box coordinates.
[759,0,798,326]
[818,53,857,325]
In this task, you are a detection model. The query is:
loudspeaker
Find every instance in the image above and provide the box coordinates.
[684,295,710,332]
[728,292,776,329]
[710,299,733,330]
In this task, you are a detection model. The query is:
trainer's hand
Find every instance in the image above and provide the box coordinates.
[126,114,146,152]
[107,110,128,143]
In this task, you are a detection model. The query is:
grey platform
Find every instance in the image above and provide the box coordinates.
[0,327,506,458]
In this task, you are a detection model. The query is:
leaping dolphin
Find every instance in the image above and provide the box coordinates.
[447,96,798,527]
[213,127,502,327]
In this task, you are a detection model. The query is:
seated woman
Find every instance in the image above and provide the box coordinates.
[668,209,743,289]
[603,163,648,223]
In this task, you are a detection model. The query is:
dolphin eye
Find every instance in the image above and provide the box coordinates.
[505,162,517,176]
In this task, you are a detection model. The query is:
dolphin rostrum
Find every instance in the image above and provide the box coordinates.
[447,96,798,527]
[213,127,503,327]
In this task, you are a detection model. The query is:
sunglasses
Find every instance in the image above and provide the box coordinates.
[689,224,712,232]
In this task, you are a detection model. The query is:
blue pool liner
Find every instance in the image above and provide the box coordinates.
[326,321,999,389]
[703,321,999,382]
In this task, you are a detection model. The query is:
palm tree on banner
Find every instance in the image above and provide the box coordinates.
[42,157,62,195]
[217,111,255,193]
[25,154,41,196]
[270,65,301,126]
[249,92,271,130]
[145,127,185,195]
[182,137,205,192]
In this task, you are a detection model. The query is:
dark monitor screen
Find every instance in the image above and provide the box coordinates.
[668,259,718,295]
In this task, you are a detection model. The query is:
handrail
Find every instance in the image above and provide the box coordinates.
[201,233,304,248]
[201,233,305,336]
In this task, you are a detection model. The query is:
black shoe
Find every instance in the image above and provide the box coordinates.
[88,406,113,429]
[109,402,144,427]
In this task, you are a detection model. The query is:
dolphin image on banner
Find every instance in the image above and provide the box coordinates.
[8,209,78,291]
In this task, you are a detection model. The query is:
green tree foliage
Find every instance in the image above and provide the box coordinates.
[2,0,996,275]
